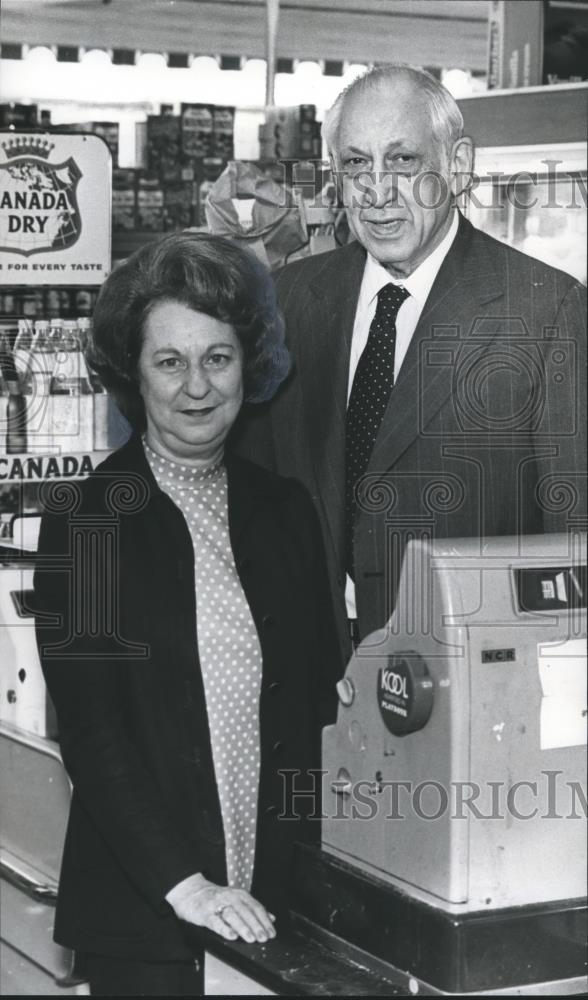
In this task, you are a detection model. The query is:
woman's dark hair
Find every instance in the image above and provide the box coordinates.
[88,231,290,430]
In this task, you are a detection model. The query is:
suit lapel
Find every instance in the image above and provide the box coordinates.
[368,216,506,476]
[298,242,366,565]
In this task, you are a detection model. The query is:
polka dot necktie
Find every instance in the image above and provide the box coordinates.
[345,282,410,579]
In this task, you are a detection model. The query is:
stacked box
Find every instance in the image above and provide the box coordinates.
[264,106,316,128]
[0,288,98,322]
[163,182,195,231]
[0,103,38,127]
[142,107,235,231]
[137,173,164,231]
[43,106,236,236]
[301,121,322,159]
[20,290,45,319]
[487,0,543,89]
[74,289,95,316]
[177,161,197,182]
[212,106,235,160]
[45,289,65,319]
[259,105,320,160]
[42,289,79,319]
[181,104,214,158]
[135,120,148,169]
[112,168,137,231]
[146,114,182,183]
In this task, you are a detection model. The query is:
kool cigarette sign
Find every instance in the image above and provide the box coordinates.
[0,132,111,285]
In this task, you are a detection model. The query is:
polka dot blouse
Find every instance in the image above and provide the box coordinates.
[145,441,262,892]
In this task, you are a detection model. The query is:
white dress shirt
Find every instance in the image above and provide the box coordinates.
[345,211,459,619]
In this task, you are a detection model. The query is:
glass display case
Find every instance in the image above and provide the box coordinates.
[464,141,586,285]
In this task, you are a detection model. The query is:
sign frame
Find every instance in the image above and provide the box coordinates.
[0,131,111,286]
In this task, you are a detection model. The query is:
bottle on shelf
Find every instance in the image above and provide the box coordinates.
[13,319,34,386]
[31,320,55,393]
[45,288,62,320]
[0,329,27,454]
[25,319,55,454]
[0,369,8,448]
[52,320,93,394]
[6,389,27,455]
[77,315,92,355]
[49,317,64,350]
[49,320,94,453]
[0,329,18,385]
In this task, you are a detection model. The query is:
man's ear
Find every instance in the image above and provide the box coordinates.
[450,136,474,198]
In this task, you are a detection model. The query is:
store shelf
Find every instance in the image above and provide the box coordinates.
[113,227,207,260]
[458,83,588,148]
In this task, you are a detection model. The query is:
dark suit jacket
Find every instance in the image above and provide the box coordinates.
[33,435,340,960]
[234,215,587,655]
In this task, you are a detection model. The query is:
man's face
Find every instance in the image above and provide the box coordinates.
[334,82,471,277]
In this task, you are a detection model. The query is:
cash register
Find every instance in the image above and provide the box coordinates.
[292,533,587,994]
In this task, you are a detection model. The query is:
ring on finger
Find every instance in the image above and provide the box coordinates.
[215,903,232,918]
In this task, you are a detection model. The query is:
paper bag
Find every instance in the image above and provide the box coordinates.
[204,160,308,269]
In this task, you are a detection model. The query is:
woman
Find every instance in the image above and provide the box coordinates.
[33,232,341,996]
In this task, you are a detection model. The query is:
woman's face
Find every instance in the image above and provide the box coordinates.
[138,299,244,465]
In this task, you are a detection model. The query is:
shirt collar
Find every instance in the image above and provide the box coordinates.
[359,210,459,310]
[143,437,224,487]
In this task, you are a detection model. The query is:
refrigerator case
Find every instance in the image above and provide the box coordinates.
[462,141,587,286]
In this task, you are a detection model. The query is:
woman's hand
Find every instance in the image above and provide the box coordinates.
[165,873,276,943]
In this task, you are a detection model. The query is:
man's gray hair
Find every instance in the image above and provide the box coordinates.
[322,65,465,160]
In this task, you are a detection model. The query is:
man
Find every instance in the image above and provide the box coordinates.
[235,65,587,659]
